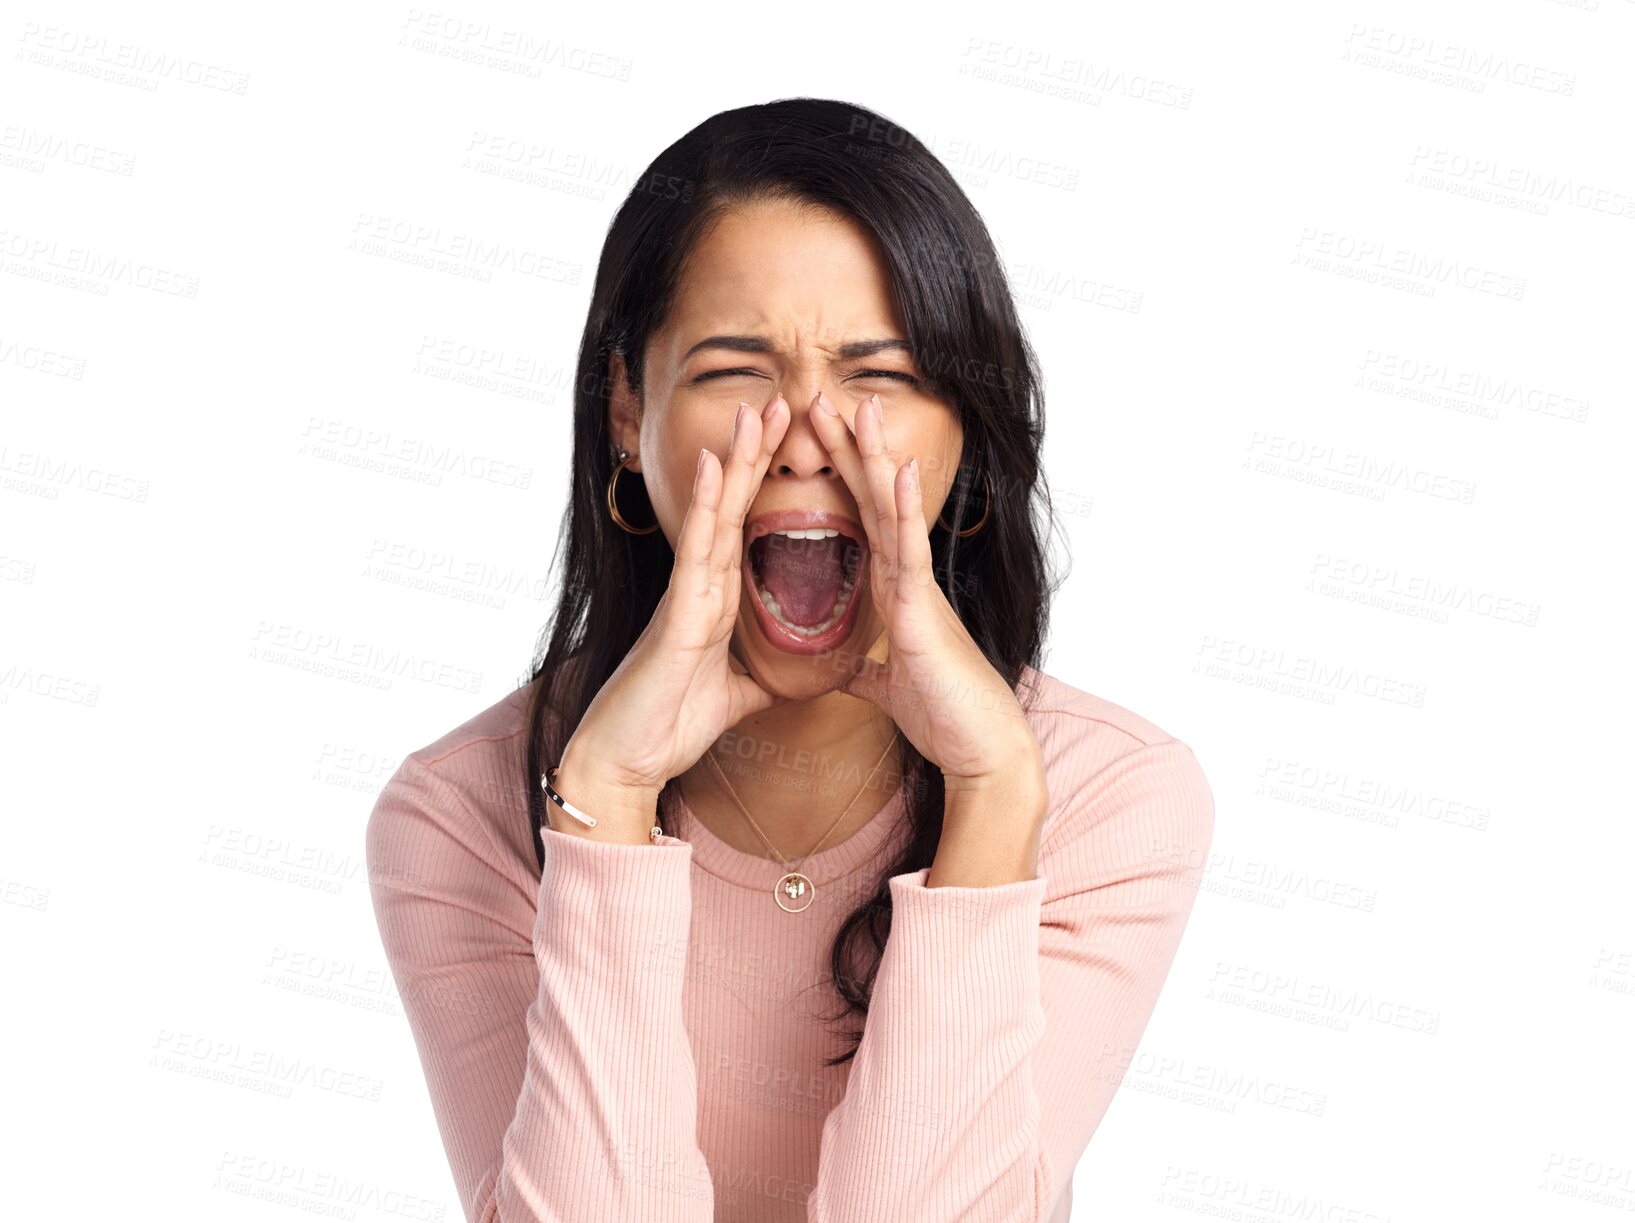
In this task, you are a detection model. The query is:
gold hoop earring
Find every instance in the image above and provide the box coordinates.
[936,468,992,537]
[607,450,660,535]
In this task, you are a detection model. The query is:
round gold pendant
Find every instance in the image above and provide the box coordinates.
[775,871,815,913]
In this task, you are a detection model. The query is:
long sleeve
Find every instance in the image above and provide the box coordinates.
[365,752,716,1223]
[806,738,1215,1223]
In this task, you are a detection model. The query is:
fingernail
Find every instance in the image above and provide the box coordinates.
[908,457,920,490]
[763,390,781,418]
[815,392,838,416]
[732,401,748,446]
[870,393,882,415]
[695,446,707,491]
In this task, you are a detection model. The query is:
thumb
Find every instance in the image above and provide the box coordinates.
[838,657,890,708]
[729,670,788,720]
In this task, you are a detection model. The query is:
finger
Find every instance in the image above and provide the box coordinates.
[855,393,902,586]
[707,399,759,586]
[895,455,934,603]
[677,447,723,602]
[808,391,884,558]
[711,393,788,584]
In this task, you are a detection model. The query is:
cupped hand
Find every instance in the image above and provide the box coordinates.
[553,392,792,839]
[808,390,1042,791]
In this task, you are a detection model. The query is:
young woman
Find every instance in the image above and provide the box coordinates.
[367,97,1214,1223]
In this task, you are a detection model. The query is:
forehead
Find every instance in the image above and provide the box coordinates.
[657,198,902,359]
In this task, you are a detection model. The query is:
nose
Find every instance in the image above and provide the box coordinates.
[764,387,843,482]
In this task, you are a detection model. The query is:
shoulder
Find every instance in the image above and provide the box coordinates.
[1017,663,1215,860]
[1017,663,1188,759]
[365,680,546,893]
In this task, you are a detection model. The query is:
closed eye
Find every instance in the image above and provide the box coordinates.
[852,370,922,387]
[690,368,767,383]
[690,368,922,387]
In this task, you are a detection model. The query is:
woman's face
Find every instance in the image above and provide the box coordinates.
[607,195,966,698]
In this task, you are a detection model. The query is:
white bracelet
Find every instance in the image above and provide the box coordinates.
[541,766,665,843]
[541,767,597,827]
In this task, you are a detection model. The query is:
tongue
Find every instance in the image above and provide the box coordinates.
[757,535,847,627]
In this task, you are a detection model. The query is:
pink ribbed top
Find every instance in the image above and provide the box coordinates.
[365,664,1214,1222]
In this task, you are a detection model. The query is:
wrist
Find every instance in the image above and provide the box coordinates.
[550,739,664,843]
[934,762,1046,887]
[943,743,1047,809]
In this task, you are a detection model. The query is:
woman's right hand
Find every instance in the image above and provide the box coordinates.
[547,390,793,843]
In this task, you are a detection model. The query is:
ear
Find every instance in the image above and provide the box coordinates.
[606,352,643,473]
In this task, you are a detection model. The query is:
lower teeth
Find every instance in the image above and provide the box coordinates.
[757,571,857,637]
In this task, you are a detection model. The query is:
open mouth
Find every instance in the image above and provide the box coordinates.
[744,528,866,652]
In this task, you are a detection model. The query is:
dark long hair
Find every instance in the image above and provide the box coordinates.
[522,97,1061,1065]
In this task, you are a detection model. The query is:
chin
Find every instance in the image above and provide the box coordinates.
[733,617,878,699]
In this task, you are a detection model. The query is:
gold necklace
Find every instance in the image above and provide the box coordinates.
[699,727,901,913]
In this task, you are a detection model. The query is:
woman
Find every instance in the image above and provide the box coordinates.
[367,97,1214,1223]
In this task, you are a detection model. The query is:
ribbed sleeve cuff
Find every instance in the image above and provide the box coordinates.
[518,826,713,1220]
[878,868,1050,1039]
[534,825,695,975]
[807,868,1051,1217]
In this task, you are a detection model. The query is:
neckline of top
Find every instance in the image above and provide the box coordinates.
[663,778,910,893]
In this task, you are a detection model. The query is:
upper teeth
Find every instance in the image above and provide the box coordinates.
[771,528,841,540]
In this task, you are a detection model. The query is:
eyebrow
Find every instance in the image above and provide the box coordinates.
[680,335,914,362]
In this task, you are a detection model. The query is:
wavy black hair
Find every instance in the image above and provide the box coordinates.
[522,96,1061,1066]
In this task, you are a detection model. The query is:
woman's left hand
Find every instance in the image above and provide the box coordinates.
[809,389,1045,800]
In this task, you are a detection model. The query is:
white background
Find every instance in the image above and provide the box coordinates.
[3,1,1631,1219]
